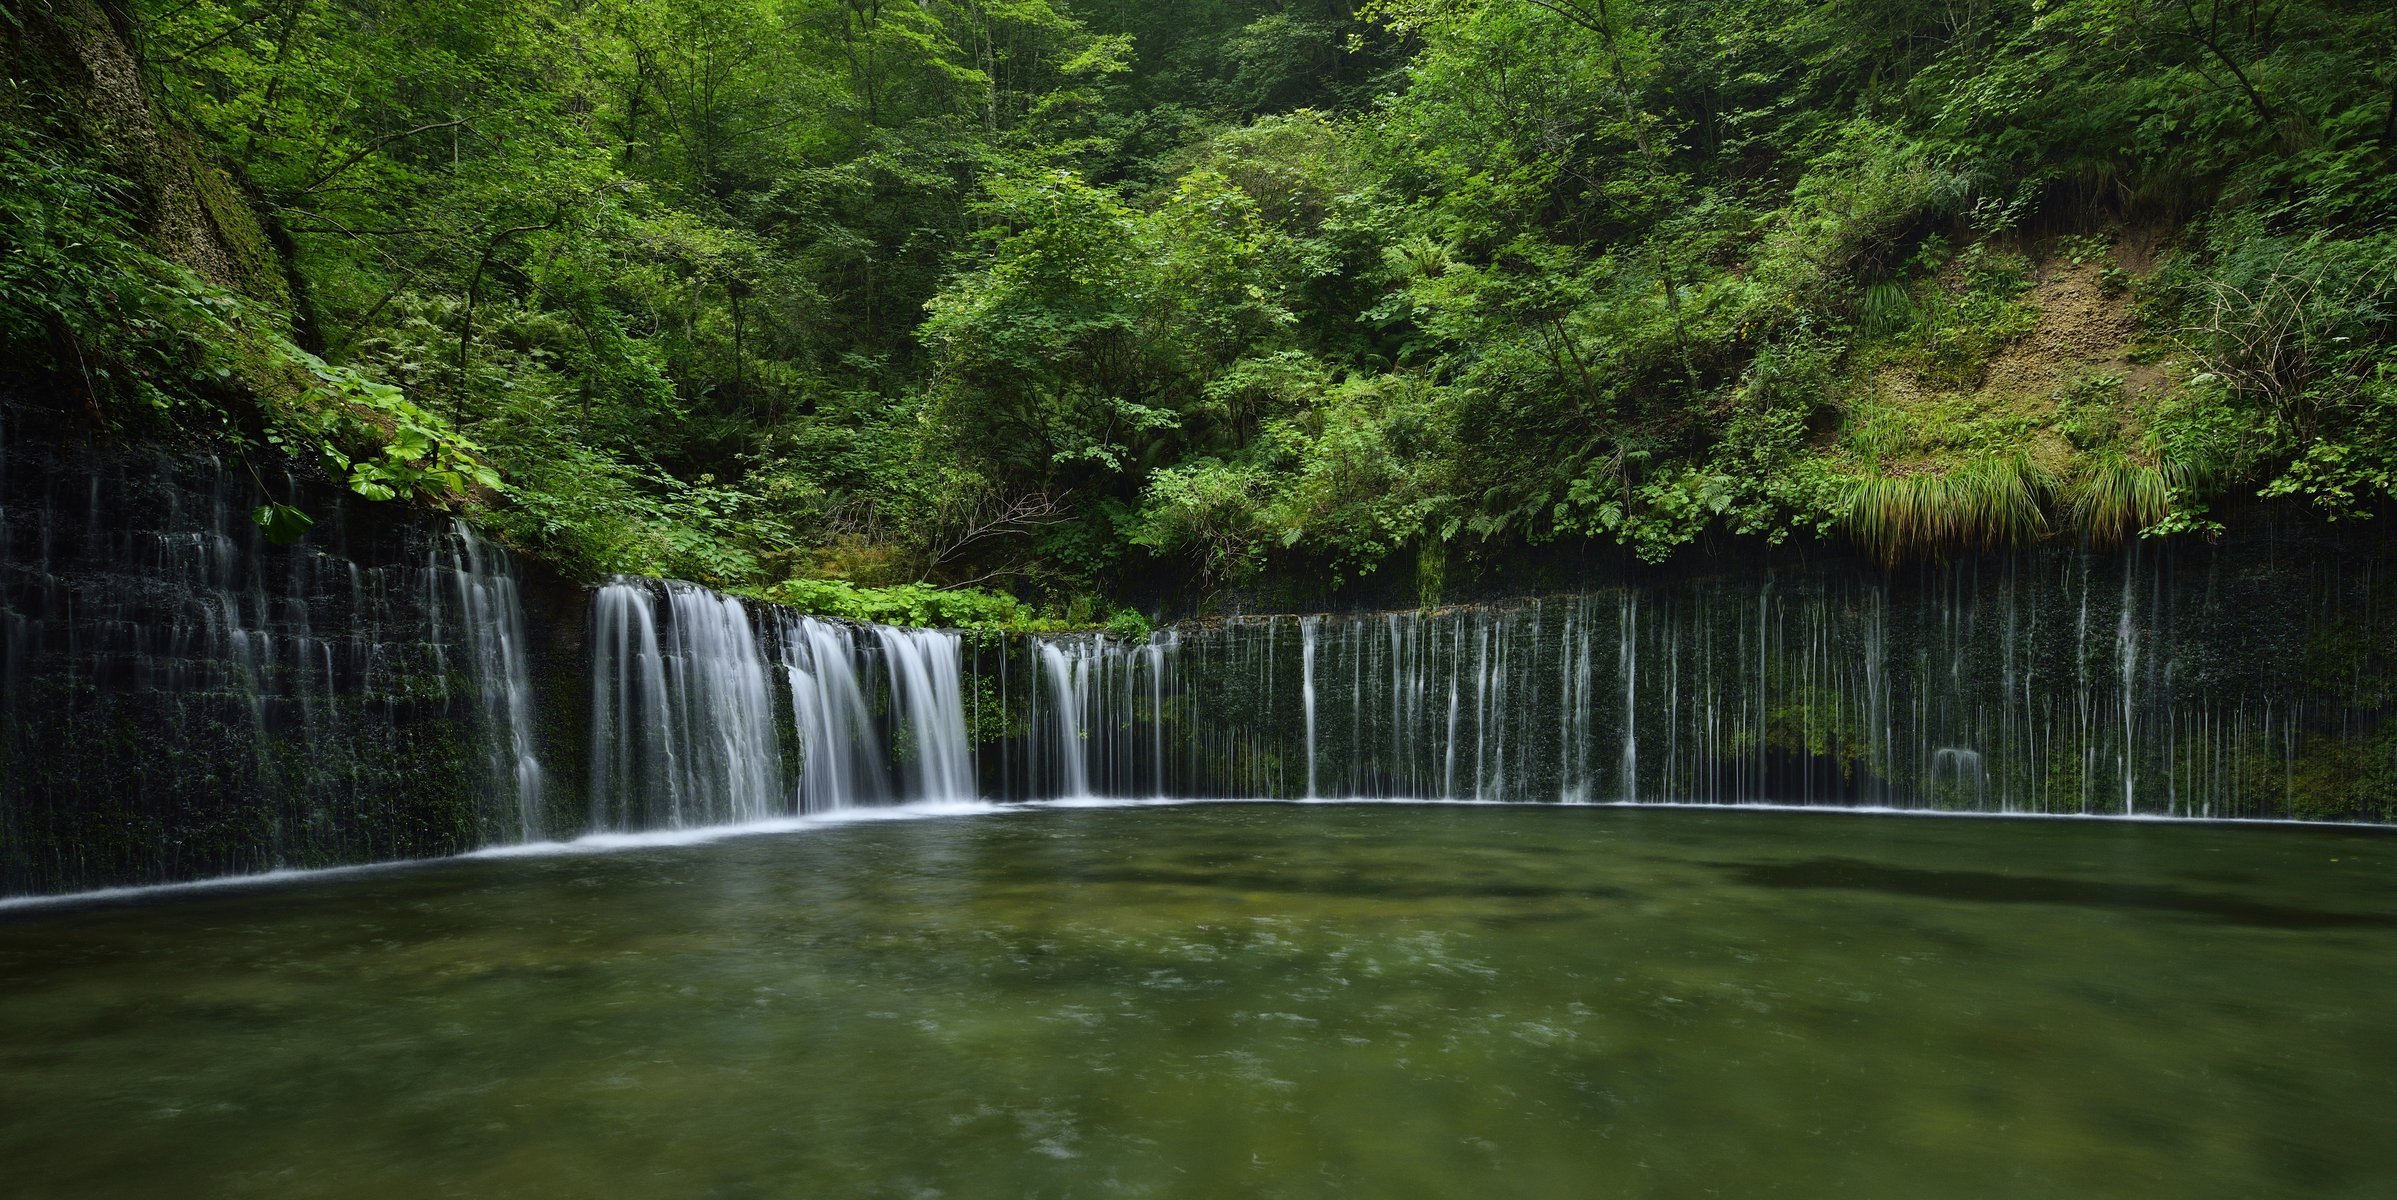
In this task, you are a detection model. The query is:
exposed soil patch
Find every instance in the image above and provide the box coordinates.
[1980,260,2141,397]
[1862,234,2184,473]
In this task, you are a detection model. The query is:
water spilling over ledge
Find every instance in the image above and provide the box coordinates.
[1,409,560,894]
[585,577,975,829]
[1006,553,2391,815]
[5,412,2395,897]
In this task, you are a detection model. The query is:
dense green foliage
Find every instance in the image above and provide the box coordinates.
[3,0,2392,616]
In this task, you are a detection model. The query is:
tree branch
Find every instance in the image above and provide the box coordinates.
[158,9,276,63]
[924,489,1070,574]
[2167,0,2276,129]
[293,118,473,195]
[456,207,569,412]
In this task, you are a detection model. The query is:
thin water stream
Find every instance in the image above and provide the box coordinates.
[2,803,2391,1199]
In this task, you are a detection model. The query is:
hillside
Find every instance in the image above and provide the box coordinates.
[3,0,2392,620]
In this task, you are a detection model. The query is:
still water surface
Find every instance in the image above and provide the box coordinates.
[2,803,2393,1198]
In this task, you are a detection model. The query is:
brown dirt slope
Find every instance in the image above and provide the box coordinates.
[1862,233,2180,476]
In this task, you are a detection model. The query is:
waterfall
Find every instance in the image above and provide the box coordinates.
[1301,616,1319,799]
[1148,632,1173,797]
[10,389,2397,899]
[997,542,2390,817]
[1037,639,1097,798]
[587,578,784,829]
[780,614,887,812]
[2117,554,2140,816]
[1,411,562,894]
[439,521,548,838]
[587,585,984,826]
[875,625,974,801]
[1618,593,1637,805]
[1021,630,1204,800]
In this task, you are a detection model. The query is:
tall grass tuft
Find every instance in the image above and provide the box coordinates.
[1859,280,1917,334]
[1843,454,2053,563]
[2066,454,2171,546]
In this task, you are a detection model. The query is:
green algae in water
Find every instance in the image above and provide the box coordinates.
[1,803,2394,1198]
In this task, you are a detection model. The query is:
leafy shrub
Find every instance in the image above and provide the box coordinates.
[756,579,1042,631]
[1,126,496,528]
[2171,227,2395,431]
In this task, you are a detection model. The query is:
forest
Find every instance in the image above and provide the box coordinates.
[3,0,2393,626]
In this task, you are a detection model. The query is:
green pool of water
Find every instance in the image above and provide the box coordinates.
[3,802,2394,1198]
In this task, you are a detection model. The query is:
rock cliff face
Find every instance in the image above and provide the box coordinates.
[2,1,295,309]
[0,400,586,894]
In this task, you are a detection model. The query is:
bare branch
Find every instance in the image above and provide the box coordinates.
[294,118,473,195]
[924,488,1070,570]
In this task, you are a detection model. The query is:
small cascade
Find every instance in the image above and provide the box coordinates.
[875,625,975,801]
[438,521,548,838]
[1148,630,1176,797]
[1020,631,1196,799]
[1300,616,1319,798]
[779,614,887,812]
[588,584,982,827]
[1036,638,1098,798]
[1618,594,1637,806]
[587,578,785,829]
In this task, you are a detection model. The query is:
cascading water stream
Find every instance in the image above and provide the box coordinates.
[587,582,982,826]
[1,414,559,893]
[439,521,548,839]
[588,578,785,829]
[1037,639,1097,798]
[1010,541,2388,817]
[876,625,975,801]
[1301,616,1319,799]
[780,613,888,813]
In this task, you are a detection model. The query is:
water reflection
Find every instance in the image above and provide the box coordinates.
[1,804,2392,1199]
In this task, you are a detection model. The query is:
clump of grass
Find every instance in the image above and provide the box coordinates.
[2160,452,2226,495]
[1843,402,1915,465]
[1859,280,1917,334]
[1842,453,2053,563]
[2065,453,2171,545]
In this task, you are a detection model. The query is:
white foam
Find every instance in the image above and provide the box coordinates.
[464,800,1012,858]
[0,800,1015,911]
[6,796,2384,912]
[0,860,423,913]
[1025,794,2397,830]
